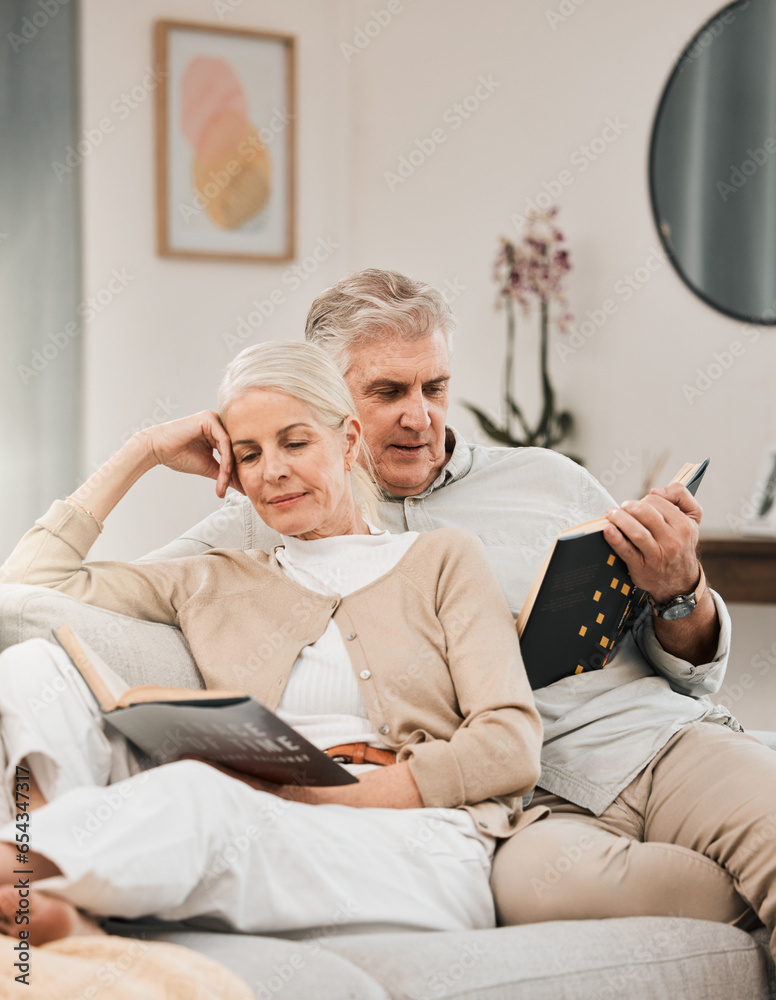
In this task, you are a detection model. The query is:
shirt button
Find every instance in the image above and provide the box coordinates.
[360,669,371,680]
[346,632,356,641]
[407,498,416,507]
[379,724,390,735]
[330,599,338,609]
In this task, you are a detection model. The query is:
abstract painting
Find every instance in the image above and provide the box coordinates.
[155,21,295,262]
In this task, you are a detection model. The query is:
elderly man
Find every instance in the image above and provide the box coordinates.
[148,269,774,940]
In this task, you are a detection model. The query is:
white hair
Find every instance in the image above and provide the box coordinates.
[304,268,455,375]
[218,341,381,523]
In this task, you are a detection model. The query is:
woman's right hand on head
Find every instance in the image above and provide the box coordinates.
[139,411,245,498]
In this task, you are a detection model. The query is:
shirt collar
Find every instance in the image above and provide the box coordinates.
[437,426,473,486]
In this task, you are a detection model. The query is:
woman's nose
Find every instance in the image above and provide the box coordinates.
[262,450,290,481]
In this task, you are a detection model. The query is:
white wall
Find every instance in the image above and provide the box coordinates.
[79,0,776,725]
[345,0,776,512]
[80,0,353,559]
[342,0,776,728]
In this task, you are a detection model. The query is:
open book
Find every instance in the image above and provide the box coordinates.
[516,459,709,689]
[53,625,357,786]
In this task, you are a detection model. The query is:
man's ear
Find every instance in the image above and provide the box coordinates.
[343,414,363,465]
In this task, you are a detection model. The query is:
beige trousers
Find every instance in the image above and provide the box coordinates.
[492,722,776,946]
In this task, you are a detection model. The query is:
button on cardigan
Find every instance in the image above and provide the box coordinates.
[138,429,736,817]
[3,500,544,838]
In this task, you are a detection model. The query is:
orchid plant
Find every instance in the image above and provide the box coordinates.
[464,206,579,460]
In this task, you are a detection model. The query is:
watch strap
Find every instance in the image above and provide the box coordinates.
[648,566,706,618]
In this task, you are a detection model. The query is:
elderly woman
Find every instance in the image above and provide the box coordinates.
[0,342,542,945]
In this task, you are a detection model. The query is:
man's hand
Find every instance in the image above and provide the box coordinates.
[603,482,701,604]
[603,481,719,665]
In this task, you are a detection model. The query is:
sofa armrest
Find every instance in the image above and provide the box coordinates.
[748,730,776,751]
[0,583,204,690]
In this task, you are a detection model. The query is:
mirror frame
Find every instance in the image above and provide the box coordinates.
[648,0,776,326]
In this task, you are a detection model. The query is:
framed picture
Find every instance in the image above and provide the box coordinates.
[741,443,776,536]
[155,20,295,262]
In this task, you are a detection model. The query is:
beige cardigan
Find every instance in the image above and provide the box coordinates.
[2,500,543,837]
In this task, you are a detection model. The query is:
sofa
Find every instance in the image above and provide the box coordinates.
[1,580,775,1000]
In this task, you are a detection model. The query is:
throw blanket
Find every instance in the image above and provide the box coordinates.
[0,934,253,999]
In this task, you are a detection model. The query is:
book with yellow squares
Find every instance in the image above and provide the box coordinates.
[516,459,709,689]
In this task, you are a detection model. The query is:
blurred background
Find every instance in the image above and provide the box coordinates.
[2,0,775,725]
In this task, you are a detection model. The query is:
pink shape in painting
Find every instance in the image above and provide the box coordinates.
[180,56,271,231]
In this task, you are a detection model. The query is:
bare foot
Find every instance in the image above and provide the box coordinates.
[0,885,104,945]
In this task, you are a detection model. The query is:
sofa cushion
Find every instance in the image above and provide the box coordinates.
[0,583,203,690]
[749,730,776,752]
[103,921,390,1000]
[322,918,774,1000]
[104,917,775,1000]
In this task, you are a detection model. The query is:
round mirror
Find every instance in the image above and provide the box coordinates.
[650,0,776,324]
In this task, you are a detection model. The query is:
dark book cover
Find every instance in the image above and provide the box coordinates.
[517,458,709,690]
[518,534,645,689]
[54,625,357,787]
[104,697,358,786]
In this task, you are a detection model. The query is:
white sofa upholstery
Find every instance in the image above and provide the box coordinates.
[1,582,774,999]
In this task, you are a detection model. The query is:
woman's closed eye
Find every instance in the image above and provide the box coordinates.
[238,441,307,463]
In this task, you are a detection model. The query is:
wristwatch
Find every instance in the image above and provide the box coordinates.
[648,568,706,621]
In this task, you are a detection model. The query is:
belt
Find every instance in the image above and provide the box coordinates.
[325,743,397,767]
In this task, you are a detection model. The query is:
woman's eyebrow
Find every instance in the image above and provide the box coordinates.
[277,422,315,436]
[232,422,314,446]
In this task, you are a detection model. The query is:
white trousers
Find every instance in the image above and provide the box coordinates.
[0,639,144,810]
[0,639,496,934]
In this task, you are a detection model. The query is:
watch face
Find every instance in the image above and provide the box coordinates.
[660,598,697,621]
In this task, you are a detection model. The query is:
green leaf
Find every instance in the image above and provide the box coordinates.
[505,395,533,439]
[461,403,525,447]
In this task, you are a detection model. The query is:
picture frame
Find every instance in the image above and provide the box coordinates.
[741,443,776,536]
[154,19,296,263]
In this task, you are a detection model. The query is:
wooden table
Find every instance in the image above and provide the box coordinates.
[698,536,776,604]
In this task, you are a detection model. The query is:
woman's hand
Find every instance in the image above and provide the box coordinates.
[140,411,245,499]
[67,411,245,528]
[182,756,424,809]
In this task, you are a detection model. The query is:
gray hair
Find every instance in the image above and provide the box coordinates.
[304,268,455,375]
[217,341,381,523]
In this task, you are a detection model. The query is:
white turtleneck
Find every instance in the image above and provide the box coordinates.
[274,525,419,754]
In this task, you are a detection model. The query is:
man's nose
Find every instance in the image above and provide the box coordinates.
[399,390,431,431]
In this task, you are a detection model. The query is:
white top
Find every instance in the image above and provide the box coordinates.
[274,525,419,757]
[146,431,734,816]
